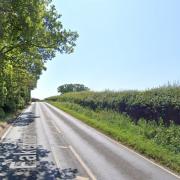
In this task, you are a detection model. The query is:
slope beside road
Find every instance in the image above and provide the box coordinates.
[0,102,179,180]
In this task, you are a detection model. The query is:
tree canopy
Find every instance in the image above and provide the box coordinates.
[57,84,89,94]
[0,0,78,116]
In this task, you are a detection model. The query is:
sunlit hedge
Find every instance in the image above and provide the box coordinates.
[46,85,180,124]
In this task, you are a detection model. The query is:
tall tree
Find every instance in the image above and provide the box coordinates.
[0,0,78,113]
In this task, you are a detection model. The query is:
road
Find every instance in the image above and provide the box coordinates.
[0,102,179,180]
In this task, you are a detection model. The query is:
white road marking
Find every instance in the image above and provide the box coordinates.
[50,146,62,169]
[51,132,63,136]
[46,103,180,178]
[52,121,62,134]
[94,126,180,179]
[76,176,89,180]
[69,145,97,180]
[50,144,69,149]
[37,104,62,169]
[0,125,13,142]
[0,105,32,142]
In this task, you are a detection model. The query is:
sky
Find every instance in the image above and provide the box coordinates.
[32,0,180,99]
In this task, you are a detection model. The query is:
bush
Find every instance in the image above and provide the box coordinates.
[17,97,25,109]
[3,100,17,112]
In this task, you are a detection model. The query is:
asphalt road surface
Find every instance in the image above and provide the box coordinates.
[0,102,179,180]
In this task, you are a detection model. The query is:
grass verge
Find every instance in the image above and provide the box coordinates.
[0,110,22,139]
[48,101,180,174]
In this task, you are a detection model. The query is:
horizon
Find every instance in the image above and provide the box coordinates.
[32,0,180,99]
[34,81,180,100]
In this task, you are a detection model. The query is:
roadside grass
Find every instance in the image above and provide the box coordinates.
[0,119,8,135]
[0,110,21,128]
[46,85,180,124]
[48,101,180,174]
[0,121,6,126]
[0,116,9,137]
[0,113,11,125]
[0,112,17,122]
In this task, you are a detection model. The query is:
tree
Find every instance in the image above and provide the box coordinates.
[57,84,89,94]
[0,0,78,113]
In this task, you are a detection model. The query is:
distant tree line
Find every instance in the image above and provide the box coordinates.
[57,84,89,94]
[0,0,78,117]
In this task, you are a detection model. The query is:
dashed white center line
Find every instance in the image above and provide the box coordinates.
[51,120,62,134]
[76,176,90,180]
[69,145,97,180]
[50,144,69,149]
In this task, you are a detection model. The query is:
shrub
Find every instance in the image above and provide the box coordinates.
[3,100,17,112]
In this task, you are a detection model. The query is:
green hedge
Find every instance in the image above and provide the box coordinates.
[46,86,180,124]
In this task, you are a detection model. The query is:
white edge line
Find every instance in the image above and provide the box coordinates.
[37,103,62,170]
[0,125,13,141]
[0,105,31,142]
[97,130,180,179]
[46,102,180,179]
[69,145,97,180]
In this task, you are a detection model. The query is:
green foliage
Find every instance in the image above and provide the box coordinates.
[47,85,180,124]
[47,85,180,172]
[17,96,25,109]
[154,123,180,153]
[0,108,5,118]
[4,100,17,113]
[0,0,78,115]
[49,101,180,173]
[57,84,89,94]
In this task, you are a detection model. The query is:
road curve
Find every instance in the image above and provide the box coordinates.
[0,102,179,180]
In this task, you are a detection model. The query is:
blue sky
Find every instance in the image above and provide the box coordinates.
[32,0,180,99]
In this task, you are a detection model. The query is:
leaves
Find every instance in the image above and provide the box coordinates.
[0,0,78,113]
[48,85,180,124]
[57,84,89,94]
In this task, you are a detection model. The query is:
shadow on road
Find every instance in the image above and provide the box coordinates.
[12,112,39,127]
[0,111,78,179]
[0,141,78,179]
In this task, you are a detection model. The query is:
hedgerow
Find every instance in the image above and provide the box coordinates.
[46,85,180,124]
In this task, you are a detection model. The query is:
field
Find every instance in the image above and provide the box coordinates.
[46,86,180,173]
